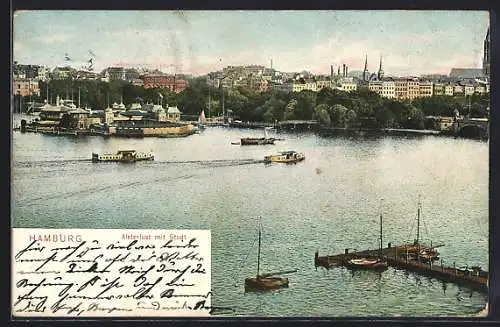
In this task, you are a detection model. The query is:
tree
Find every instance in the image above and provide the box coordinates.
[314,104,331,126]
[328,104,349,127]
[284,99,297,120]
[345,109,358,127]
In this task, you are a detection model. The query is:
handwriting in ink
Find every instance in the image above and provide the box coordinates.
[12,229,211,316]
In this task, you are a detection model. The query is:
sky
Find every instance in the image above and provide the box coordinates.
[13,10,490,77]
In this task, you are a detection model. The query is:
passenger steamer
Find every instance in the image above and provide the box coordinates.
[91,150,154,163]
[264,151,305,164]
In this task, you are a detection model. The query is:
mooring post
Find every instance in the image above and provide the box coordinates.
[453,261,456,275]
[441,259,443,271]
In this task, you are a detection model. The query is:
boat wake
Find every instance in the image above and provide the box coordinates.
[17,174,197,207]
[14,158,265,168]
[152,159,266,167]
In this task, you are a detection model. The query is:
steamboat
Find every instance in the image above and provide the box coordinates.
[91,150,154,163]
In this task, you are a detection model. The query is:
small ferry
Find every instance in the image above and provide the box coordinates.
[264,151,305,164]
[91,150,154,163]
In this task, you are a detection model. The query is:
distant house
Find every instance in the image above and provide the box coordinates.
[167,106,182,121]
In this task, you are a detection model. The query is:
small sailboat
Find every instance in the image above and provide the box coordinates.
[197,109,207,130]
[399,196,441,263]
[346,204,388,271]
[244,218,294,292]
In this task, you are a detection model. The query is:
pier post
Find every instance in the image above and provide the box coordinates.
[441,259,443,271]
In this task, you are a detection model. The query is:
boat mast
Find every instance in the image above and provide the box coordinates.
[379,212,383,259]
[416,195,421,246]
[257,217,262,278]
[379,199,383,259]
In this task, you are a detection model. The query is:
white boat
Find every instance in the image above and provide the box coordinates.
[92,150,154,163]
[264,151,305,163]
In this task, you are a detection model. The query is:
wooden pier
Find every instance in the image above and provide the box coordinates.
[314,245,488,293]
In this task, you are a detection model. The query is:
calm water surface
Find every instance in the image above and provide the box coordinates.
[11,114,489,317]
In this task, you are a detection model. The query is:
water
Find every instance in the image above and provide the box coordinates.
[11,114,489,317]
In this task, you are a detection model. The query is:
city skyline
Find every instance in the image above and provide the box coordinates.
[13,10,489,77]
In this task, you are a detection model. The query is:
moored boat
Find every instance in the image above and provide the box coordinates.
[345,257,388,271]
[244,217,294,292]
[241,137,275,145]
[397,196,442,263]
[92,150,154,163]
[264,151,305,164]
[346,202,388,272]
[240,127,277,146]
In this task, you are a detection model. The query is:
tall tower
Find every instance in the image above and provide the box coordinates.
[483,27,490,77]
[362,54,369,81]
[377,55,384,80]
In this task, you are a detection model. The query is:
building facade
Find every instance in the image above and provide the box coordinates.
[13,79,40,96]
[142,75,188,93]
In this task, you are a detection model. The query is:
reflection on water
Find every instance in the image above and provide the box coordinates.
[11,116,488,317]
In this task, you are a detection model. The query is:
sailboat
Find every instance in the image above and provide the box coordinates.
[345,204,388,271]
[197,109,207,130]
[244,219,293,292]
[399,196,441,263]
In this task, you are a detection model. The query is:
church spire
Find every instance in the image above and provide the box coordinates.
[377,55,384,80]
[363,54,369,82]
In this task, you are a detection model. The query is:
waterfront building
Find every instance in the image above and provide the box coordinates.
[125,68,140,81]
[104,106,114,124]
[36,66,50,81]
[407,78,420,100]
[166,106,182,121]
[461,81,475,96]
[453,84,464,95]
[474,84,487,94]
[316,80,332,91]
[381,78,395,98]
[292,82,307,93]
[368,80,382,94]
[336,77,357,92]
[76,70,98,80]
[156,107,167,122]
[128,103,143,111]
[419,81,434,98]
[107,67,126,81]
[68,108,91,130]
[305,80,318,92]
[131,79,144,87]
[439,117,454,131]
[13,78,40,96]
[444,83,454,96]
[273,81,293,93]
[433,83,445,96]
[394,78,408,100]
[51,66,76,80]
